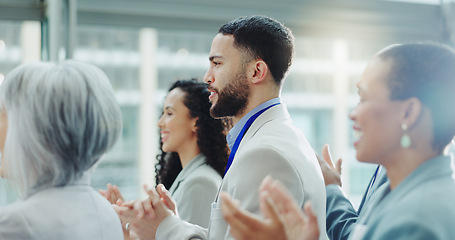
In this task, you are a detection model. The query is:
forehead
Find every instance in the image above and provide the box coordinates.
[209,33,243,60]
[164,88,186,107]
[357,57,393,94]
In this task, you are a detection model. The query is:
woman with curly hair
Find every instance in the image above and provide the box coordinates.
[101,79,229,228]
[154,79,229,227]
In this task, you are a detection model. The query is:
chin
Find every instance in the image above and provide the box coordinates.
[161,145,169,153]
[356,152,368,163]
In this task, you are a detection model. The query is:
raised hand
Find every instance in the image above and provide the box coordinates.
[316,144,343,186]
[221,176,320,240]
[112,201,136,240]
[260,176,319,240]
[99,183,125,204]
[220,191,287,240]
[118,184,176,240]
[156,184,178,216]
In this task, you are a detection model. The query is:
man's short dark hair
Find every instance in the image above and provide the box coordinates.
[219,15,294,85]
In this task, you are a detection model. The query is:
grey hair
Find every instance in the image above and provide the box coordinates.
[0,60,122,197]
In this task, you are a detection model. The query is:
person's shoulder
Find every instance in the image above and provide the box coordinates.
[0,201,33,236]
[247,119,315,163]
[374,182,455,230]
[366,213,445,240]
[183,165,222,187]
[253,113,307,141]
[367,195,455,239]
[402,177,455,215]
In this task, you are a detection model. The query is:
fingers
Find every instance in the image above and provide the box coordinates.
[303,202,317,224]
[115,204,136,219]
[259,191,281,223]
[109,185,118,204]
[132,184,162,219]
[116,199,125,205]
[220,192,252,234]
[265,179,301,216]
[99,189,107,198]
[112,185,125,203]
[335,158,343,174]
[143,183,156,196]
[322,144,334,168]
[156,184,177,214]
[302,201,320,238]
[100,183,124,204]
[259,175,274,193]
[133,196,156,219]
[121,200,137,208]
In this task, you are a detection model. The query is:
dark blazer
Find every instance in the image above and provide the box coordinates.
[326,165,388,240]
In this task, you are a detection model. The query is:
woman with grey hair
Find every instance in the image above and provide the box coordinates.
[0,60,123,239]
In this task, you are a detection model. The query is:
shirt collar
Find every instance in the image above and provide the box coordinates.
[226,98,281,150]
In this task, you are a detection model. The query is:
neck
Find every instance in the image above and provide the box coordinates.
[232,87,280,125]
[384,148,439,190]
[177,140,200,168]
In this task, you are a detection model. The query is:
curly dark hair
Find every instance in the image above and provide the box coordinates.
[155,79,230,189]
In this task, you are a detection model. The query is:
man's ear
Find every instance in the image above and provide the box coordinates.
[401,97,422,128]
[251,60,268,84]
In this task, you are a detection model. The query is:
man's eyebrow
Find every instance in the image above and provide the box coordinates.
[209,55,222,61]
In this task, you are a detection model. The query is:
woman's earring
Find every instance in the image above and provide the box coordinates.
[400,123,411,148]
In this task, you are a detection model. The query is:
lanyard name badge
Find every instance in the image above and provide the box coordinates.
[223,102,280,176]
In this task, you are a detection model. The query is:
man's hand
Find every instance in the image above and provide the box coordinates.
[317,144,342,186]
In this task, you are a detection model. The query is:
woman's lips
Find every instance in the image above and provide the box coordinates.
[352,128,363,147]
[161,131,169,142]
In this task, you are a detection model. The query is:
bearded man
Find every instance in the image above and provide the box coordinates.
[117,15,326,240]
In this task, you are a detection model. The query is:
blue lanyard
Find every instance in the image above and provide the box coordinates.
[224,103,280,176]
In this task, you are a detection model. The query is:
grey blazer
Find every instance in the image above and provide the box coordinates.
[0,173,123,240]
[156,103,326,240]
[351,155,455,240]
[169,154,222,228]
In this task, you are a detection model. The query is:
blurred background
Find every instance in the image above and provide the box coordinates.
[0,0,454,208]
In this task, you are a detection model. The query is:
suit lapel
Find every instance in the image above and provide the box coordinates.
[237,104,289,152]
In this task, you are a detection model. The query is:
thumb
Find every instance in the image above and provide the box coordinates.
[260,191,281,224]
[99,189,106,197]
[157,184,177,215]
[335,158,343,174]
[322,144,334,168]
[303,201,317,223]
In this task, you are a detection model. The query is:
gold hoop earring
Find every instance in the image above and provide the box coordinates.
[400,123,411,148]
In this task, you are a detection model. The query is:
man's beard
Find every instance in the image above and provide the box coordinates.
[210,70,249,118]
